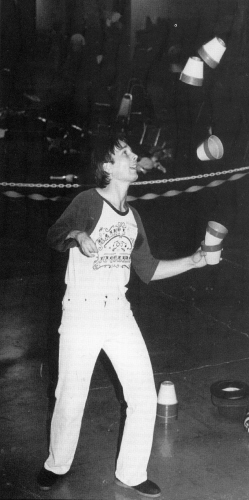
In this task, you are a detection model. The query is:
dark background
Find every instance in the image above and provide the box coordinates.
[1,3,249,499]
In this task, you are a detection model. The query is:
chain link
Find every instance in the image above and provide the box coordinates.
[0,166,249,188]
[133,166,249,185]
[0,182,80,188]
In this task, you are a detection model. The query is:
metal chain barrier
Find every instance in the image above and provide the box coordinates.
[132,166,249,186]
[127,172,248,201]
[0,166,249,201]
[0,182,81,189]
[1,166,249,189]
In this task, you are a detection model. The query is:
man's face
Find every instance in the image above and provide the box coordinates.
[109,142,138,183]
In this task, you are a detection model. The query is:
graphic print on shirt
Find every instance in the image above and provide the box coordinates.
[93,222,136,270]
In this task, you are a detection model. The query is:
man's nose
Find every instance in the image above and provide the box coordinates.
[131,153,138,161]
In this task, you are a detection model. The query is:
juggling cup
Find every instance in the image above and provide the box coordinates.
[180,57,203,86]
[201,240,223,265]
[197,135,224,161]
[198,37,226,69]
[205,221,228,245]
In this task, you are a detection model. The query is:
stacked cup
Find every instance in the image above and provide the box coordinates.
[157,381,178,424]
[202,221,228,265]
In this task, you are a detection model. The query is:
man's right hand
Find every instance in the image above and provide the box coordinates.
[66,230,98,257]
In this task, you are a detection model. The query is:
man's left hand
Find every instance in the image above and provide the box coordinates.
[191,248,207,268]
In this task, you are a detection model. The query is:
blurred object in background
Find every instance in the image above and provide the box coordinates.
[137,153,168,175]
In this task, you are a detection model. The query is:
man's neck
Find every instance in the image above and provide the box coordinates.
[96,183,129,212]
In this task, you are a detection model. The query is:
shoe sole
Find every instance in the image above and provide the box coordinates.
[115,479,161,498]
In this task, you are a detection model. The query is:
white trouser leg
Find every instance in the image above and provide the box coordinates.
[103,301,157,486]
[45,333,100,474]
[45,295,104,475]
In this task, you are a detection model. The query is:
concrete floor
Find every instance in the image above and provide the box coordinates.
[1,171,249,499]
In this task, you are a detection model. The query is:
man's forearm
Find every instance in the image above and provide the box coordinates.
[151,256,195,281]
